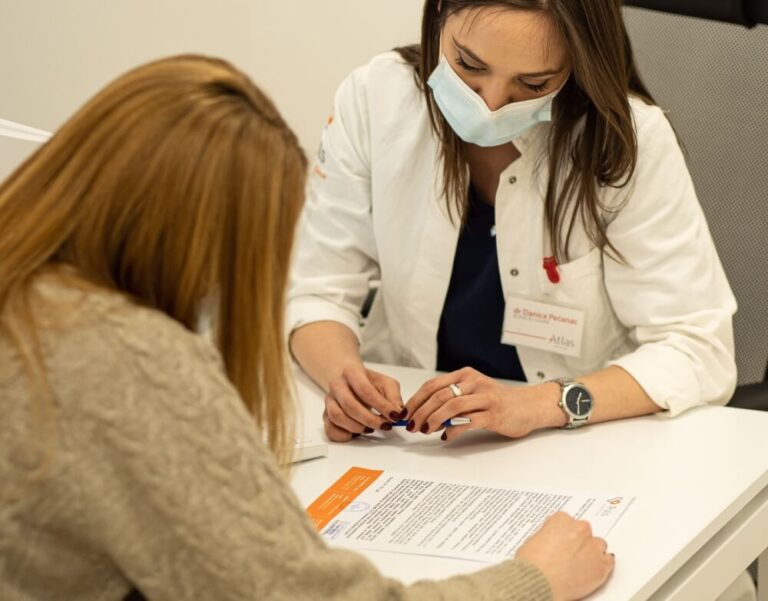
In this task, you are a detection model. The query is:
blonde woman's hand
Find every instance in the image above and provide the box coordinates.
[405,367,564,441]
[516,512,615,601]
[323,364,407,442]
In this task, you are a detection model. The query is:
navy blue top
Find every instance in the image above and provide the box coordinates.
[436,192,527,382]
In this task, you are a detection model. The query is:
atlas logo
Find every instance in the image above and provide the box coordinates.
[549,334,575,348]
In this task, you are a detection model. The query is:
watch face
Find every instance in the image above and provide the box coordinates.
[565,386,593,417]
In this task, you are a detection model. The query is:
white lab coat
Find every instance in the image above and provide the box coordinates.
[288,52,737,416]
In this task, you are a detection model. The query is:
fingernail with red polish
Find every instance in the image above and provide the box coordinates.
[399,408,408,420]
[441,432,447,441]
[364,427,374,434]
[420,423,429,434]
[406,420,415,432]
[380,422,393,431]
[389,411,401,421]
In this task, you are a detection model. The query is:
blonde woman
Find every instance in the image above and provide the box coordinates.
[0,56,612,601]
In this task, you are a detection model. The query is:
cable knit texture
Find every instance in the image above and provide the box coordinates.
[0,277,552,601]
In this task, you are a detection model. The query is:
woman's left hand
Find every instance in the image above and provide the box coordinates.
[405,367,563,442]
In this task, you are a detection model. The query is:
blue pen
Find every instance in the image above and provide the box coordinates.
[391,417,472,428]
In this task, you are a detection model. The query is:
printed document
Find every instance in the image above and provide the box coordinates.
[307,467,633,563]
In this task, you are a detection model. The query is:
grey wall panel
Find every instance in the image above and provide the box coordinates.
[624,8,768,385]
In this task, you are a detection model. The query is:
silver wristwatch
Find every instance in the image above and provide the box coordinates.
[554,378,594,429]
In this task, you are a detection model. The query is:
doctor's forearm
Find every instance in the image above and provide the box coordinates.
[580,366,664,423]
[532,366,664,429]
[290,321,364,392]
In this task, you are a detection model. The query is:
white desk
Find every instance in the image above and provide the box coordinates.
[291,364,768,601]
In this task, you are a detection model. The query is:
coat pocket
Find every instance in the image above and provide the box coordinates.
[536,247,629,369]
[538,247,604,303]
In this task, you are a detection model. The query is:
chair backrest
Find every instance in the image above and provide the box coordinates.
[624,7,768,386]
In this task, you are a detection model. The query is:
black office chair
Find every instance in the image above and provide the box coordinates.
[625,0,768,26]
[623,0,768,411]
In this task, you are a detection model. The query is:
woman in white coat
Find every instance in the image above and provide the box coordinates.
[289,0,737,443]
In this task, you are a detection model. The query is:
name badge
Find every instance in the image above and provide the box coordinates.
[502,297,585,357]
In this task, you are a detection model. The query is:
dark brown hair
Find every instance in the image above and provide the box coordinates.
[397,0,655,261]
[0,55,307,463]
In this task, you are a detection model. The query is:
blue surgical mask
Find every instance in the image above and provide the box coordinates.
[427,55,559,147]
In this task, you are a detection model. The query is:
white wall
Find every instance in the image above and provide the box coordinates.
[249,1,422,154]
[0,0,422,156]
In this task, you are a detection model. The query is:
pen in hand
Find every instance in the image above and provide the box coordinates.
[368,408,471,429]
[391,417,472,428]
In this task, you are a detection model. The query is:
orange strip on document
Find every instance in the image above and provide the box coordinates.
[306,467,383,531]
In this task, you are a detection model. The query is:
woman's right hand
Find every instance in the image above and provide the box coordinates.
[323,364,407,442]
[515,512,615,601]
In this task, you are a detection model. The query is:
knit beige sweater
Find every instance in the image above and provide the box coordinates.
[0,278,552,601]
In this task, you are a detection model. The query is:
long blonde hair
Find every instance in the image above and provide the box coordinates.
[0,55,307,461]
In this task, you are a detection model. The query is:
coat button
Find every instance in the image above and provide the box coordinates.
[510,268,519,277]
[537,371,546,380]
[508,176,518,184]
